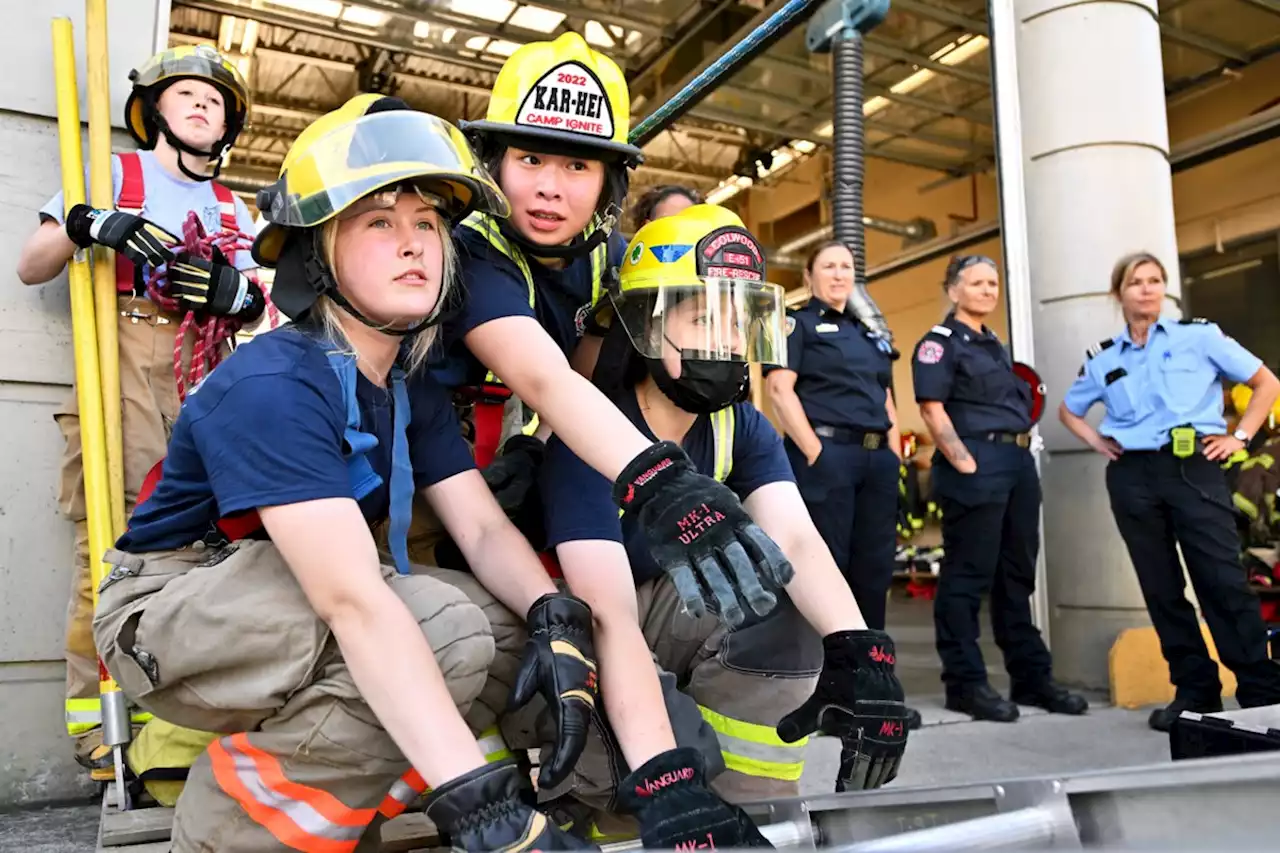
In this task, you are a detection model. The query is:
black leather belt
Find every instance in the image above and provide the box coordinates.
[813,424,888,450]
[981,431,1032,449]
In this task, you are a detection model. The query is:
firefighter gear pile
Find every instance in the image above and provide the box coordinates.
[613,440,795,628]
[777,630,909,791]
[1232,434,1280,545]
[615,747,772,850]
[424,760,592,851]
[509,593,599,790]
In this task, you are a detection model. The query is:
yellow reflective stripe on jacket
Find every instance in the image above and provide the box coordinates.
[711,407,735,483]
[1235,493,1260,520]
[698,705,807,782]
[477,726,514,764]
[66,699,152,735]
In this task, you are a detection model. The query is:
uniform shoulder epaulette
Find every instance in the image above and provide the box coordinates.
[1085,338,1115,360]
[1178,317,1211,325]
[929,324,952,337]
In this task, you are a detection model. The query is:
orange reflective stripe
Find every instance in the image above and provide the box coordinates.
[209,733,376,853]
[378,768,429,819]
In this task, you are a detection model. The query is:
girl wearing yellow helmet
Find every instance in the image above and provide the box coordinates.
[16,43,265,777]
[91,96,594,852]
[534,206,909,847]
[432,34,794,664]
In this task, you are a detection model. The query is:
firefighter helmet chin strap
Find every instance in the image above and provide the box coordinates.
[152,110,228,183]
[302,231,444,338]
[497,203,619,262]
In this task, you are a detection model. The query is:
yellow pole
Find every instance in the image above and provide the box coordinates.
[86,0,126,538]
[52,17,130,811]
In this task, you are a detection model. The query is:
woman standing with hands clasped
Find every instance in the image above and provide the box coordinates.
[1059,251,1280,732]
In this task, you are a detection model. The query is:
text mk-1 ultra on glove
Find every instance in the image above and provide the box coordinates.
[424,759,595,851]
[509,592,598,790]
[64,204,176,271]
[613,441,794,628]
[616,747,772,850]
[777,630,909,791]
[168,250,266,321]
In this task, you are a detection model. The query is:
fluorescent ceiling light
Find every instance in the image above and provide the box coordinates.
[465,35,491,51]
[453,0,516,23]
[342,6,389,27]
[936,34,989,66]
[584,21,615,47]
[487,39,522,57]
[792,139,816,154]
[627,29,643,46]
[815,120,833,137]
[864,94,891,116]
[414,21,430,39]
[442,27,457,43]
[219,15,237,53]
[241,20,260,54]
[266,0,340,17]
[509,5,565,33]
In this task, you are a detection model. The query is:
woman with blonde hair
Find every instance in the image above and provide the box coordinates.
[1060,250,1280,732]
[92,95,597,852]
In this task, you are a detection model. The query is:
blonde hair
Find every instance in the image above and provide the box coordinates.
[313,208,458,374]
[1109,251,1167,300]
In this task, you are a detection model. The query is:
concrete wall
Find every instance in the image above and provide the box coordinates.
[0,1,168,808]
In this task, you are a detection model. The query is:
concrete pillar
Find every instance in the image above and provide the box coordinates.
[0,1,167,807]
[1011,0,1182,688]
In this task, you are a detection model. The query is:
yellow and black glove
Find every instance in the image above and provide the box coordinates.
[509,592,598,790]
[168,250,266,321]
[65,204,176,270]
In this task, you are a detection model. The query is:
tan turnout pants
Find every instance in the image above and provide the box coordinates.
[92,539,523,853]
[58,298,192,749]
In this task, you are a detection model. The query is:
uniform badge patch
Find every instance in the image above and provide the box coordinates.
[917,340,945,365]
[785,316,797,337]
[629,242,644,265]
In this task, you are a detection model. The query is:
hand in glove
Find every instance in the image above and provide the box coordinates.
[614,441,794,628]
[168,250,266,321]
[64,204,176,270]
[616,747,772,850]
[483,433,545,519]
[509,592,598,790]
[425,759,595,851]
[777,630,909,791]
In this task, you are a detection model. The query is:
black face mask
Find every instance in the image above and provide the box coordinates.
[645,356,748,415]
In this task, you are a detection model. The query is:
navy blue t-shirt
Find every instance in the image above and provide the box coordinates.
[540,387,795,585]
[765,299,892,431]
[120,327,475,552]
[432,226,625,389]
[911,313,1032,436]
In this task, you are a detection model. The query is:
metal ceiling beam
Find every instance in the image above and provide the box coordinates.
[174,0,502,75]
[247,42,495,96]
[864,35,989,86]
[864,83,993,125]
[1169,103,1280,173]
[509,0,667,36]
[1158,22,1248,63]
[1238,0,1280,15]
[891,0,988,35]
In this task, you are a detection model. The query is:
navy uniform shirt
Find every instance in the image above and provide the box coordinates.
[540,387,795,586]
[120,327,475,553]
[765,299,893,431]
[1063,318,1263,450]
[432,227,626,389]
[911,313,1032,436]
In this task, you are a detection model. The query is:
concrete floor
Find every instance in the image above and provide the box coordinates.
[0,593,1182,851]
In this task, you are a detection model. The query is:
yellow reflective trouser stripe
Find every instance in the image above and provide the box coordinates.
[522,413,540,436]
[698,705,806,782]
[477,727,513,764]
[1235,493,1259,520]
[711,407,735,483]
[66,699,152,734]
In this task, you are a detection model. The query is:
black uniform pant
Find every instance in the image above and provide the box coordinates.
[932,442,1053,691]
[786,436,899,630]
[1106,452,1280,707]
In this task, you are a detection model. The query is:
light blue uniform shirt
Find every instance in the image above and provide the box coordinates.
[1062,319,1262,450]
[39,150,258,273]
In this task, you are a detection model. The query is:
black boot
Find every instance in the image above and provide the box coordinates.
[945,683,1019,722]
[1149,695,1223,733]
[905,706,923,730]
[1010,680,1089,715]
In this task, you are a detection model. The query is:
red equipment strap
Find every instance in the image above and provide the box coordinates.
[210,180,239,266]
[137,459,263,543]
[115,153,145,294]
[469,383,513,469]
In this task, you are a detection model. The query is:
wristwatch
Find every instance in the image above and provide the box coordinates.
[1232,428,1250,443]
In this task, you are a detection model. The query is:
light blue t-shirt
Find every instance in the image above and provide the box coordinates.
[1063,319,1262,450]
[39,150,258,273]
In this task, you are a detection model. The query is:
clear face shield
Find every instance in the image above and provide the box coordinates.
[610,276,787,378]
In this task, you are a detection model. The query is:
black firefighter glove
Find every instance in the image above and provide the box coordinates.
[64,204,176,270]
[613,441,794,629]
[425,759,596,851]
[777,630,909,791]
[482,434,545,514]
[168,249,266,321]
[616,747,772,850]
[509,592,598,790]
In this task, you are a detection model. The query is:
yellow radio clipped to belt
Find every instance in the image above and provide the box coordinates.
[1170,426,1198,459]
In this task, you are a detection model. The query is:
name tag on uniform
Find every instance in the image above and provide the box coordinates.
[815,323,839,333]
